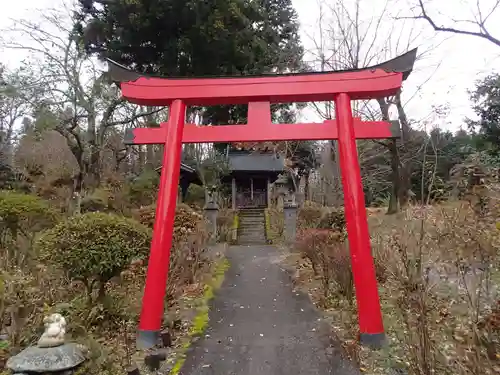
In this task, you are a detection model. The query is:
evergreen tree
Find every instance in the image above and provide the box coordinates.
[76,0,303,77]
[467,73,500,154]
[75,0,305,155]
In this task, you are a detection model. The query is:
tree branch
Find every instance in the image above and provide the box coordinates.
[409,0,500,47]
[107,107,164,127]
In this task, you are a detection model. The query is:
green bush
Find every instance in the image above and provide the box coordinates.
[0,190,58,237]
[80,188,112,213]
[127,170,159,207]
[184,184,206,207]
[0,191,58,265]
[35,212,151,303]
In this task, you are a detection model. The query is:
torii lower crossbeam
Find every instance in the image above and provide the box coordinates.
[125,119,399,144]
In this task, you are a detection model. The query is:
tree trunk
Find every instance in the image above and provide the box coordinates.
[86,112,101,188]
[138,145,146,172]
[146,144,155,169]
[89,148,101,187]
[394,91,411,208]
[329,140,343,206]
[304,172,310,201]
[387,139,401,214]
[377,98,401,214]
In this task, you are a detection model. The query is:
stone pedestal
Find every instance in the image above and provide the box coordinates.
[7,343,86,374]
[283,203,298,246]
[6,313,87,375]
[204,201,219,244]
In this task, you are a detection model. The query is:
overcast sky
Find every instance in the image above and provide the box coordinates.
[1,0,500,132]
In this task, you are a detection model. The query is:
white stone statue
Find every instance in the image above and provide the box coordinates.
[37,313,67,348]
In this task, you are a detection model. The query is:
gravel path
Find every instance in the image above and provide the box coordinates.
[179,245,361,375]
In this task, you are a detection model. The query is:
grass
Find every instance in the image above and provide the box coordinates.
[169,257,230,375]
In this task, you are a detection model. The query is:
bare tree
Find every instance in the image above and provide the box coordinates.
[305,0,437,212]
[0,64,39,163]
[406,0,500,47]
[0,6,162,194]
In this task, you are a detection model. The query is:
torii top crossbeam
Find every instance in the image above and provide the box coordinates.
[108,48,417,106]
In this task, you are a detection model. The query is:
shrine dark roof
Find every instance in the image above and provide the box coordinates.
[155,163,202,185]
[228,152,285,172]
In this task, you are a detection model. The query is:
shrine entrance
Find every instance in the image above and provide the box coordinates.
[235,178,267,208]
[109,48,417,349]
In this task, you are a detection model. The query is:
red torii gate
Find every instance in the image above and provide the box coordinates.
[109,48,417,349]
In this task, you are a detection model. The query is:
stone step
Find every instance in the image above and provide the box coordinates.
[237,241,267,245]
[239,212,265,216]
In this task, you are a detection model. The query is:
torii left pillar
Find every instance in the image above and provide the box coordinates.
[136,99,186,347]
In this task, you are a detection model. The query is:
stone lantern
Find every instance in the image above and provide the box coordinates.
[204,184,219,244]
[274,173,289,209]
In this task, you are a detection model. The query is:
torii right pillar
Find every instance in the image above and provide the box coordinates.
[335,93,384,347]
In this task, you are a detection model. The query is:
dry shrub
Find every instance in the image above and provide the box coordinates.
[298,203,323,229]
[267,208,284,240]
[217,208,235,243]
[296,229,353,305]
[370,198,500,375]
[0,260,131,374]
[318,208,346,232]
[132,203,210,303]
[298,203,346,234]
[15,130,78,188]
[2,201,210,374]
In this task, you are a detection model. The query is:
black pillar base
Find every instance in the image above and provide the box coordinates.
[137,329,159,349]
[144,350,167,371]
[359,332,386,349]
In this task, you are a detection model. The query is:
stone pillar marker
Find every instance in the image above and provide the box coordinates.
[283,198,298,246]
[204,200,219,244]
[274,173,289,209]
[6,313,87,374]
[231,177,237,210]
